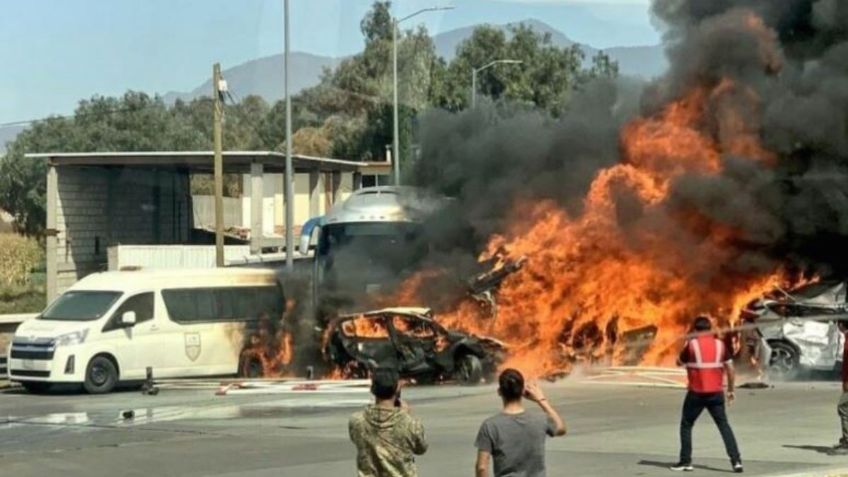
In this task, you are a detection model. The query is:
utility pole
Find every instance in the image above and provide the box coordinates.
[212,63,224,268]
[284,0,294,271]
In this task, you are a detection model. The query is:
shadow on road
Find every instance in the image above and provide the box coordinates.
[1,383,145,396]
[783,444,839,456]
[638,460,733,473]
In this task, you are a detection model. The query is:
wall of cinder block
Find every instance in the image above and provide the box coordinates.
[54,167,191,295]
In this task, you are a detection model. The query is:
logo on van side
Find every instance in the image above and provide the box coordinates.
[184,333,201,361]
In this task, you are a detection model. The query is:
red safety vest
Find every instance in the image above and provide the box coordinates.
[684,335,726,393]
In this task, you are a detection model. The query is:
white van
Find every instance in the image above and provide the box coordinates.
[7,268,284,393]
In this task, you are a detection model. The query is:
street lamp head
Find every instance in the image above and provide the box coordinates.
[398,5,455,23]
[474,59,524,73]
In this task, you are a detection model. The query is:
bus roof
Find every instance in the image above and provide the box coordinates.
[68,268,279,292]
[323,186,446,225]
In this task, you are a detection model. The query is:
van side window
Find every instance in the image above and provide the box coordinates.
[103,293,154,332]
[162,286,283,323]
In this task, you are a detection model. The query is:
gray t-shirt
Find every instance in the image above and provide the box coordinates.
[474,411,556,477]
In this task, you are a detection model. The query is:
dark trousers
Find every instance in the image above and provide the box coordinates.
[679,391,741,464]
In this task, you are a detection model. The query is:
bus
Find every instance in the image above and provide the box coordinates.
[300,186,446,324]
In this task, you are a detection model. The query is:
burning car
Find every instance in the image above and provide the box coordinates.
[323,307,506,384]
[741,281,848,379]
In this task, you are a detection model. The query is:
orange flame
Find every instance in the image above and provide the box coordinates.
[391,70,796,378]
[242,299,296,377]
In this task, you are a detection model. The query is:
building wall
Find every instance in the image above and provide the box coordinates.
[53,167,191,296]
[241,172,354,236]
[192,196,242,229]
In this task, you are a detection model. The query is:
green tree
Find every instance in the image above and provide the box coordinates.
[586,51,620,81]
[435,24,608,114]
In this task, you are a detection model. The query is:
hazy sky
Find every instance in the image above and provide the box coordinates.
[0,0,659,124]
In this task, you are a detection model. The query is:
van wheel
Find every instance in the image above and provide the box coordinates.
[239,356,263,378]
[84,356,118,394]
[21,382,51,394]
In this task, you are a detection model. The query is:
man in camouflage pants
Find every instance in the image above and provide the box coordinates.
[349,367,428,477]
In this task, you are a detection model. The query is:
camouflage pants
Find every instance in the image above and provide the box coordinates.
[838,392,848,441]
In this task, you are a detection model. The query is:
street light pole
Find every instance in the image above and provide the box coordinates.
[284,0,294,271]
[471,68,477,109]
[392,18,399,185]
[392,5,454,186]
[471,59,523,108]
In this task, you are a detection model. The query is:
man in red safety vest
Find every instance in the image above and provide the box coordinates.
[671,316,742,473]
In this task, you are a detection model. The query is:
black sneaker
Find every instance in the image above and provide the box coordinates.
[732,462,744,473]
[670,462,694,472]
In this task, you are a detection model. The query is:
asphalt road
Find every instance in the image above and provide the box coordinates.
[2,376,848,477]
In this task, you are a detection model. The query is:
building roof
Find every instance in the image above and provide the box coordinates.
[25,151,392,174]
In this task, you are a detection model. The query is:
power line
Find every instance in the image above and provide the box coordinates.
[0,103,169,129]
[0,79,394,131]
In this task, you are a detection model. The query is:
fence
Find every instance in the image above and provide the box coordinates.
[108,245,258,270]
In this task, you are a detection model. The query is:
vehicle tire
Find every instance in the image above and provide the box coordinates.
[767,341,800,381]
[454,354,483,385]
[21,382,51,394]
[84,356,119,394]
[239,357,263,379]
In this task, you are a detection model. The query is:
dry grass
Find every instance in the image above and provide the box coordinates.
[0,286,44,314]
[0,233,43,287]
[0,233,45,313]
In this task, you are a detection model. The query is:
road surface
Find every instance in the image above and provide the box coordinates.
[1,377,847,476]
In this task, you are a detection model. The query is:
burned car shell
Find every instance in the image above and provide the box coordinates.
[323,307,505,384]
[742,281,847,377]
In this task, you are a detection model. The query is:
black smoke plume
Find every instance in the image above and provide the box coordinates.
[410,0,848,281]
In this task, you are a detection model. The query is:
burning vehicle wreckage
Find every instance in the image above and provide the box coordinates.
[234,256,522,384]
[231,227,847,386]
[321,255,526,384]
[741,281,848,380]
[323,308,507,385]
[237,251,673,384]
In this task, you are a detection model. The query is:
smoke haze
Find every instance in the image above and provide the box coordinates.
[412,0,848,281]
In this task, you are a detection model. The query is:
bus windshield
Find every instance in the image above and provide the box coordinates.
[41,291,123,321]
[317,222,428,297]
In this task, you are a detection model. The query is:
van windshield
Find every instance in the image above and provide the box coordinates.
[41,291,123,321]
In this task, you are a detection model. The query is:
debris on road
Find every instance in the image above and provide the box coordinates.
[215,379,371,396]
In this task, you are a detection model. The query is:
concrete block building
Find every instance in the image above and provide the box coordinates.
[27,151,390,301]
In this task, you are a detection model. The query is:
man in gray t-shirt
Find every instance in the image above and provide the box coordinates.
[474,369,567,477]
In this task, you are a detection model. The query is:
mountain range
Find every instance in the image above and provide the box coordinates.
[1,19,666,154]
[162,19,666,106]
